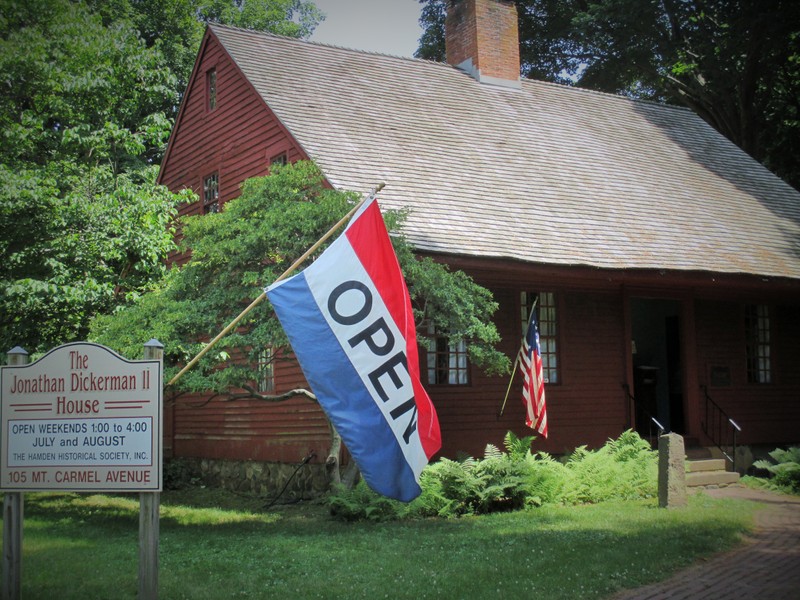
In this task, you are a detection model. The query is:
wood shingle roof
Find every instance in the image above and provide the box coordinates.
[210,23,800,280]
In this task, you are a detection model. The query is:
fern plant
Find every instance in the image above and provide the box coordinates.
[327,481,405,521]
[504,430,537,460]
[474,452,526,513]
[753,447,800,494]
[564,431,657,503]
[328,430,659,521]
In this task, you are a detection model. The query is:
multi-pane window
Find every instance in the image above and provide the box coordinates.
[203,173,219,213]
[426,323,469,385]
[257,347,275,394]
[520,291,559,384]
[207,68,217,111]
[270,152,287,167]
[745,304,771,384]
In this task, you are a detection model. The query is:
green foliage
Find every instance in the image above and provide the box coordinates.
[418,456,483,517]
[0,0,323,355]
[0,163,191,355]
[327,430,657,520]
[0,0,177,171]
[163,457,203,490]
[91,161,507,394]
[565,429,657,504]
[0,0,183,354]
[327,482,407,522]
[395,245,508,376]
[83,0,322,110]
[752,447,800,494]
[504,429,537,460]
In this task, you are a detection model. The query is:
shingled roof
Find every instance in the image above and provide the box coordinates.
[209,23,800,280]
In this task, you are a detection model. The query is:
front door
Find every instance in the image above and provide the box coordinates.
[631,299,685,435]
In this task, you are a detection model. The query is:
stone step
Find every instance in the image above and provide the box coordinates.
[686,470,740,487]
[687,458,727,472]
[685,446,713,460]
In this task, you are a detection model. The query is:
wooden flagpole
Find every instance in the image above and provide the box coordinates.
[496,357,520,418]
[167,183,385,387]
[497,297,538,418]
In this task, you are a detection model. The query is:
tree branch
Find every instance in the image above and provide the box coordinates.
[183,386,317,408]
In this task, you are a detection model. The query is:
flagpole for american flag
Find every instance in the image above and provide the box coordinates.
[167,182,385,386]
[497,298,538,418]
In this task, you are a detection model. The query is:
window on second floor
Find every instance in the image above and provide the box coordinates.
[257,347,275,394]
[270,152,287,167]
[203,173,219,214]
[745,304,771,384]
[521,291,559,384]
[425,322,469,385]
[206,68,217,111]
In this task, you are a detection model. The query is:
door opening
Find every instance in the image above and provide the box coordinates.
[631,299,684,435]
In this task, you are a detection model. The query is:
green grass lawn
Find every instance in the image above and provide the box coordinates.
[4,489,757,599]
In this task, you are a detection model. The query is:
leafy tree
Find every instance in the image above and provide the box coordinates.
[416,0,800,189]
[0,0,190,354]
[84,0,323,104]
[90,161,509,393]
[0,0,177,172]
[0,0,323,355]
[0,165,191,354]
[90,161,508,486]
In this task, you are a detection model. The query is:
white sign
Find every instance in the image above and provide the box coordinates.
[1,342,162,492]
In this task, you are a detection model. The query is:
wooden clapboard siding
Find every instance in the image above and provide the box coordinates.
[171,360,331,462]
[433,284,629,458]
[695,299,800,445]
[159,32,307,267]
[158,32,324,462]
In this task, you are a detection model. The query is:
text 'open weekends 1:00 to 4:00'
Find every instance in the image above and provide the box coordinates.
[1,342,162,492]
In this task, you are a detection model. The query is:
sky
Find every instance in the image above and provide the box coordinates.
[309,0,425,58]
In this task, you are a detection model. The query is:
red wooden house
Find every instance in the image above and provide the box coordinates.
[158,0,800,488]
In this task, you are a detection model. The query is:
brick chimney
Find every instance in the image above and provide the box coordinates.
[445,0,521,88]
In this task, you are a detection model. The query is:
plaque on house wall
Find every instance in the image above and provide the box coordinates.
[709,365,731,387]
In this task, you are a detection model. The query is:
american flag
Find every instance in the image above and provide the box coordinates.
[519,310,548,437]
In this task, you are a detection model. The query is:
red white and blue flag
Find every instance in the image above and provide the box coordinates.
[265,196,441,501]
[519,310,548,437]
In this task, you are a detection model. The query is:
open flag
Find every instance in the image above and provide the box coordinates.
[519,309,548,437]
[265,196,441,501]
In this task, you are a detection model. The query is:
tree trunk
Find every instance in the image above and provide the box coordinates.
[341,461,361,489]
[325,421,342,490]
[324,421,362,491]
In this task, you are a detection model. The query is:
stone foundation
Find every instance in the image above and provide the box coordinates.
[167,457,331,503]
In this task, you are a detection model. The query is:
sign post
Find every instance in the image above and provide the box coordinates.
[139,339,163,600]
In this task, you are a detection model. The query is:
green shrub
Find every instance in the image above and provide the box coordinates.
[413,456,482,517]
[752,447,800,494]
[565,429,657,503]
[327,481,406,521]
[473,448,529,513]
[326,430,658,521]
[163,457,202,490]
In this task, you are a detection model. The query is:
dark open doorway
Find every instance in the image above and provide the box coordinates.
[631,299,685,435]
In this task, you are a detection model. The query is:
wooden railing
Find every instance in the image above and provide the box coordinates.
[700,385,741,472]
